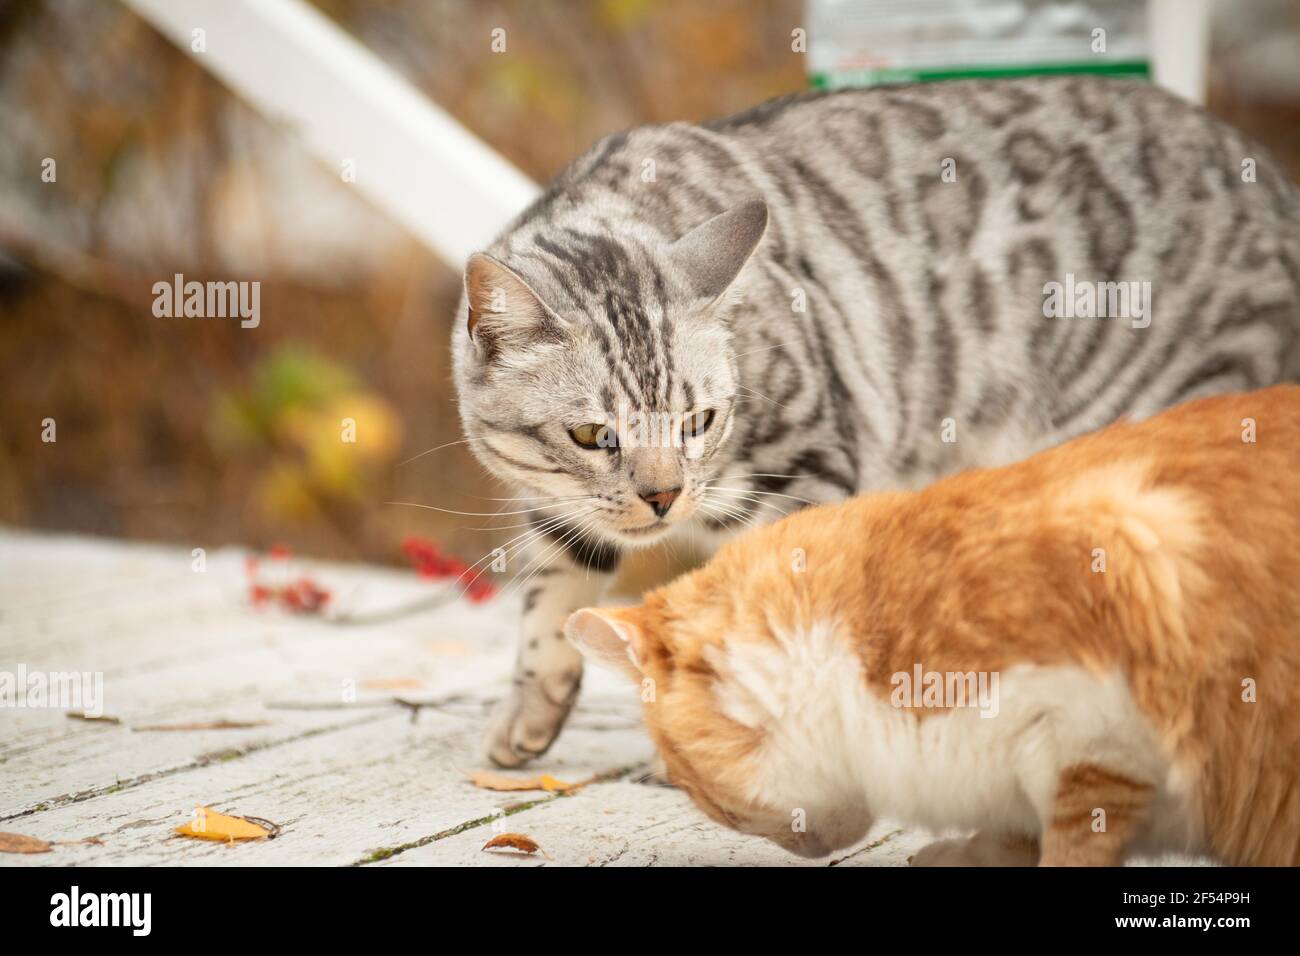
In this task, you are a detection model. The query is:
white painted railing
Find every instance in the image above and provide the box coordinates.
[121,0,540,268]
[1150,0,1212,105]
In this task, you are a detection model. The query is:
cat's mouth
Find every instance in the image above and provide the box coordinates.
[605,519,674,545]
[597,492,697,544]
[621,522,666,537]
[605,507,694,543]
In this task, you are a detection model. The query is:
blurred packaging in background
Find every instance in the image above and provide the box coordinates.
[0,0,1297,591]
[808,0,1149,88]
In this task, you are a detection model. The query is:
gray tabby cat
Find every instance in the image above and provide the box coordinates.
[451,76,1300,767]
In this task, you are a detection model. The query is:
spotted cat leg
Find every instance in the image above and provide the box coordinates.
[483,545,613,767]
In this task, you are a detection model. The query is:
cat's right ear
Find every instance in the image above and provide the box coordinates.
[463,253,557,355]
[564,607,646,683]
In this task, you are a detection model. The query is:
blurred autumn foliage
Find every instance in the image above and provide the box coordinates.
[208,347,401,543]
[0,0,804,571]
[0,0,1297,580]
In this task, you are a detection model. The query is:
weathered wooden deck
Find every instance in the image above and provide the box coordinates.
[0,530,1208,867]
[0,529,930,866]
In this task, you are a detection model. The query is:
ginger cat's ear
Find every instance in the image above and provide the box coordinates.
[565,607,645,682]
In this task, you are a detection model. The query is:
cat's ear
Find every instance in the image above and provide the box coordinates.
[564,607,646,682]
[463,253,559,353]
[667,199,769,306]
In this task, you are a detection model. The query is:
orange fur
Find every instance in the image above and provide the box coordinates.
[567,386,1300,865]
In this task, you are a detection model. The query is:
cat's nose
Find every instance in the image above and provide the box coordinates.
[639,487,681,519]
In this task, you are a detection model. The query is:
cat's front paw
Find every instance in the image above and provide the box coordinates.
[483,671,581,768]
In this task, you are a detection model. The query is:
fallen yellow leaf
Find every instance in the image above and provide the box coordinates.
[360,678,422,690]
[461,770,582,793]
[0,832,52,854]
[174,806,275,842]
[482,832,542,855]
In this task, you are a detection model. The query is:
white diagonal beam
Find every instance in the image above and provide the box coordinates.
[1149,0,1211,105]
[121,0,540,267]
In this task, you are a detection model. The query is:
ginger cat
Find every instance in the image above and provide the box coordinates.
[565,386,1300,865]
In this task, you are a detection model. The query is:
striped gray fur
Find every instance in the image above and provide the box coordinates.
[450,76,1300,766]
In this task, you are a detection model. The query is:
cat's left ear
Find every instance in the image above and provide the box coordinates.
[463,252,563,355]
[565,607,646,682]
[667,199,768,306]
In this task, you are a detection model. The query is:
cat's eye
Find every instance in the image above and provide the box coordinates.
[681,409,715,440]
[569,422,617,450]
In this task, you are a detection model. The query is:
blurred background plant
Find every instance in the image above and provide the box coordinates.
[208,347,400,552]
[1,0,1297,584]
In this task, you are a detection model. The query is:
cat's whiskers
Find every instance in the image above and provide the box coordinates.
[524,505,623,591]
[703,487,786,513]
[660,519,682,567]
[463,498,599,531]
[456,506,598,594]
[468,493,598,503]
[734,383,789,410]
[707,494,785,522]
[705,472,816,483]
[704,484,815,506]
[697,508,759,534]
[455,513,572,592]
[459,516,600,602]
[395,436,490,468]
[733,340,799,360]
[697,498,761,531]
[385,501,577,518]
[702,496,769,520]
[503,512,603,600]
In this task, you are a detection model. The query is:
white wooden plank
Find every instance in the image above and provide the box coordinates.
[380,778,930,867]
[1,531,659,866]
[0,696,651,867]
[0,531,523,814]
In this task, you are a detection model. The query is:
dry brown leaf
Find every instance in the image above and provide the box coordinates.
[136,720,268,731]
[0,832,52,854]
[461,770,582,793]
[65,712,121,724]
[360,678,422,690]
[174,806,278,842]
[482,832,543,855]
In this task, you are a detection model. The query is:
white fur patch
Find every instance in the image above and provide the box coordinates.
[710,618,1198,857]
